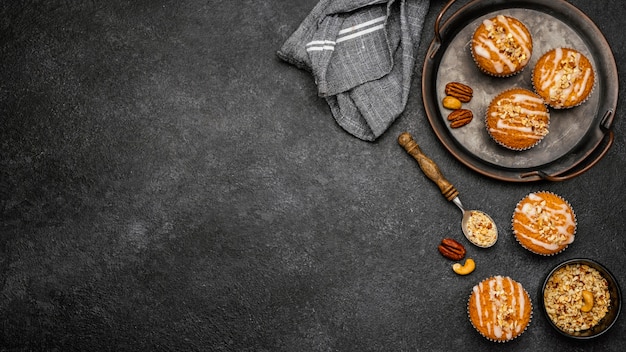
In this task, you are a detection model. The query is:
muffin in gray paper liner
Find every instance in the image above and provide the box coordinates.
[531,47,595,109]
[511,191,577,256]
[467,275,533,342]
[470,15,533,78]
[485,88,550,151]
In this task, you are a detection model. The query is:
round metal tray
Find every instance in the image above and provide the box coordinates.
[422,0,617,182]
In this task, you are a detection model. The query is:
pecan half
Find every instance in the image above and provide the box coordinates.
[445,82,473,103]
[438,238,466,261]
[447,109,473,128]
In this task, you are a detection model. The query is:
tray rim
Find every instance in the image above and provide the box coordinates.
[421,0,618,182]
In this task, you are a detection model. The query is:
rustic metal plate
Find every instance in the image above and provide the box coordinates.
[422,0,617,182]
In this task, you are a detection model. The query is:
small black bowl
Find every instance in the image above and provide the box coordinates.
[540,258,622,339]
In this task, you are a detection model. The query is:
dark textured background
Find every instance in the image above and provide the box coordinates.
[1,0,625,351]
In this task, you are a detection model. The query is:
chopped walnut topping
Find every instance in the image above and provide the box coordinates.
[550,53,583,103]
[496,99,548,137]
[465,211,497,246]
[544,264,611,333]
[486,20,527,64]
[526,200,568,244]
[489,279,516,334]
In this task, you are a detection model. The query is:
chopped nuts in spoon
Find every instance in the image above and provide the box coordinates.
[465,211,497,247]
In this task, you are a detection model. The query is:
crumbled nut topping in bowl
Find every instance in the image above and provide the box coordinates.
[541,258,622,339]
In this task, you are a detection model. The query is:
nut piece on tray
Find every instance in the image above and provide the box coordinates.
[447,109,473,128]
[445,82,473,103]
[442,96,462,110]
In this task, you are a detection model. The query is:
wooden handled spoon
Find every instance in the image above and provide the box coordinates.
[398,132,497,248]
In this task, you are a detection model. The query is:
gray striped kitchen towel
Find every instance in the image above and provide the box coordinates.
[277,0,430,141]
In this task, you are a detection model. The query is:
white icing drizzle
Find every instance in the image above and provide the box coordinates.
[513,192,576,249]
[472,276,528,340]
[517,281,525,321]
[575,68,593,99]
[516,232,560,251]
[490,278,500,338]
[474,15,531,73]
[474,45,490,59]
[537,48,593,106]
[473,285,483,327]
[488,92,549,140]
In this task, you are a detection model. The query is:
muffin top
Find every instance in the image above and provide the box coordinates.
[532,48,595,108]
[468,276,532,342]
[512,191,576,255]
[486,88,549,150]
[471,15,533,76]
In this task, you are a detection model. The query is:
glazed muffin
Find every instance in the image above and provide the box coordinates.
[471,15,533,77]
[486,88,550,150]
[512,191,577,256]
[532,48,595,108]
[468,276,532,342]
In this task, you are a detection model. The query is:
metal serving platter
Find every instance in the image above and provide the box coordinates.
[421,0,617,182]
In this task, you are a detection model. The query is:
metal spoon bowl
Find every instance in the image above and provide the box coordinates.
[454,198,498,248]
[398,132,498,248]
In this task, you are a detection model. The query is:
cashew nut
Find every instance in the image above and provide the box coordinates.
[581,290,594,312]
[452,258,475,275]
[442,96,462,110]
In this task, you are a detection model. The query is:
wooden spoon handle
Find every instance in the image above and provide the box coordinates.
[398,132,459,201]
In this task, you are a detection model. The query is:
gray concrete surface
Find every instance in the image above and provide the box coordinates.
[1,0,625,351]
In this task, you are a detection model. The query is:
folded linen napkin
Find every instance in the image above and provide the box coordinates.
[278,0,430,141]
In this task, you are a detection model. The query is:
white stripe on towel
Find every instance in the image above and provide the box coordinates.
[305,40,336,52]
[336,23,385,43]
[338,15,386,35]
[306,45,335,52]
[305,15,386,51]
[306,40,336,47]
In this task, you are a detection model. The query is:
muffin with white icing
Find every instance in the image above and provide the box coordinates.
[532,47,595,109]
[471,15,533,77]
[486,88,550,151]
[512,191,577,255]
[468,275,533,342]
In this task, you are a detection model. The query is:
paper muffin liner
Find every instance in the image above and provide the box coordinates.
[511,191,578,256]
[470,15,532,78]
[531,47,596,109]
[485,88,550,151]
[467,276,533,343]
